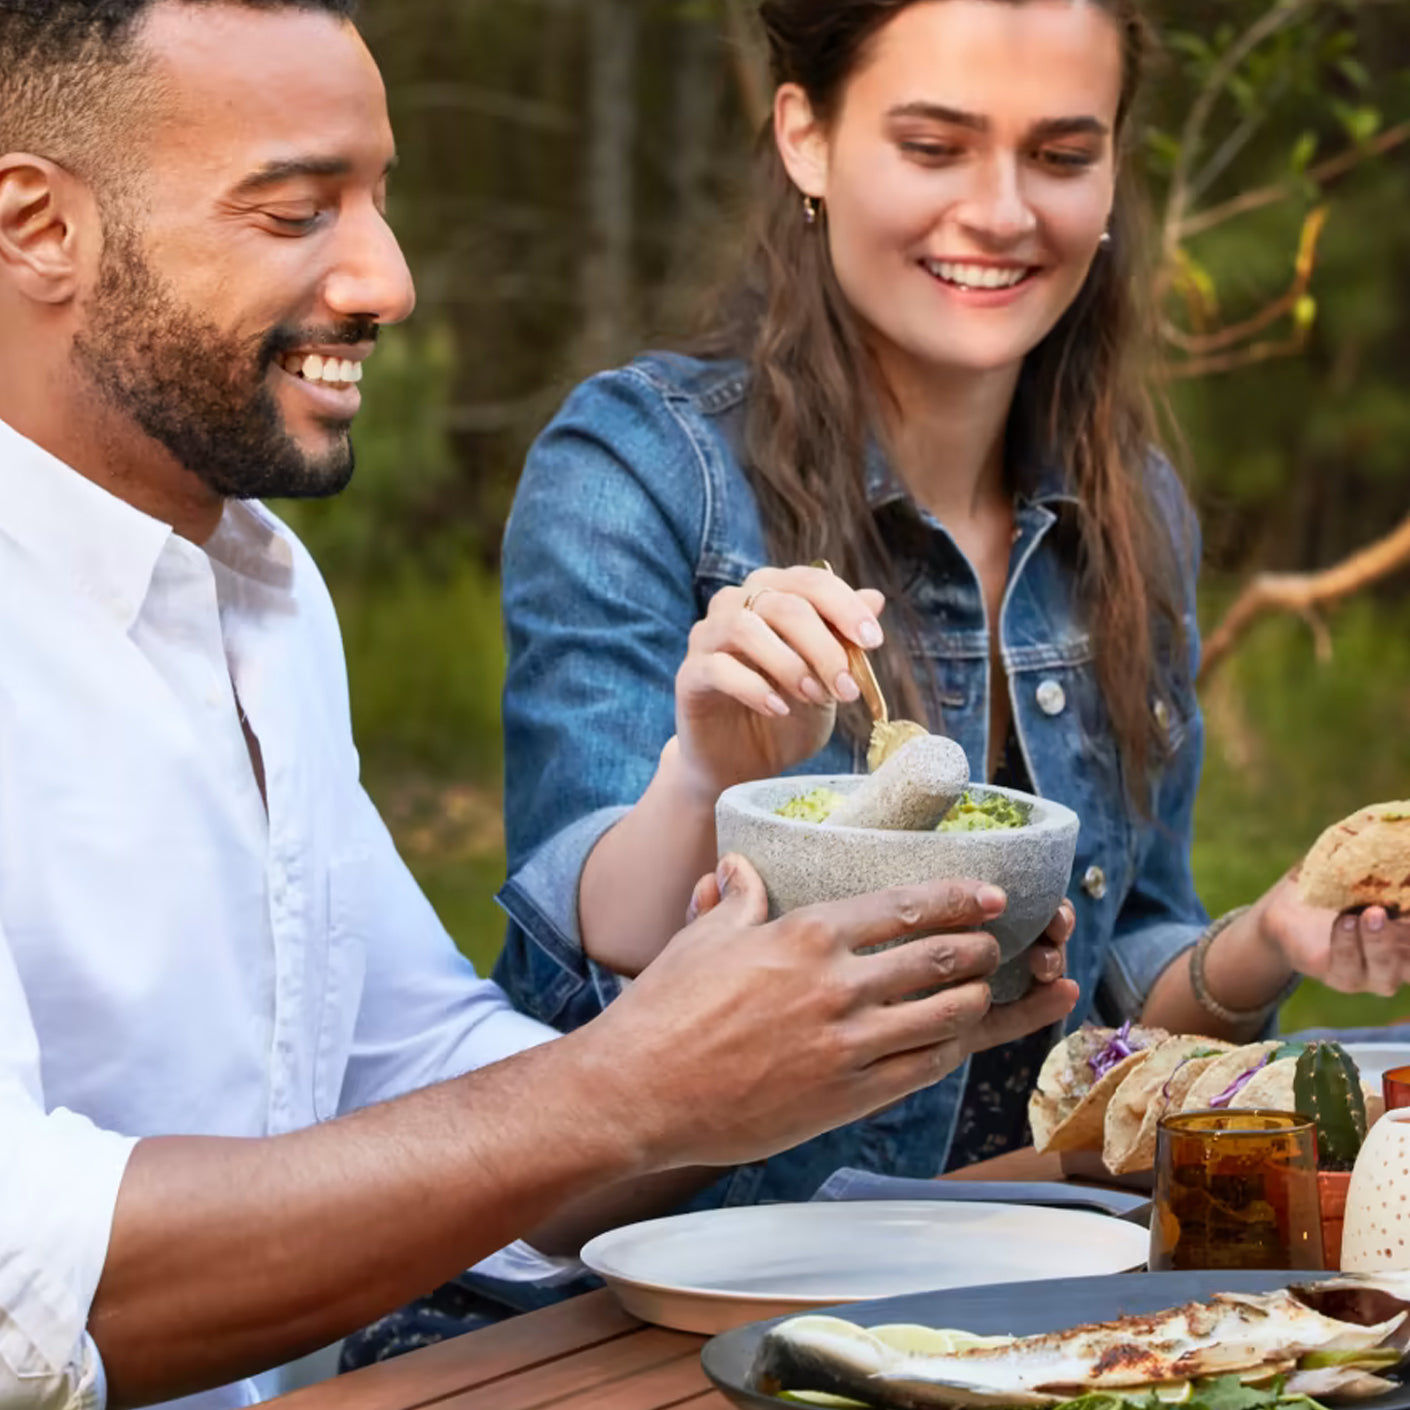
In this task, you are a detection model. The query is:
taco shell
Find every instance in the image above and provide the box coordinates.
[1178,1041,1282,1112]
[1102,1036,1234,1175]
[1299,800,1410,913]
[1030,1024,1168,1154]
[1232,1054,1299,1110]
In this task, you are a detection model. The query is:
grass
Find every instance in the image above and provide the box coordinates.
[339,568,1410,1025]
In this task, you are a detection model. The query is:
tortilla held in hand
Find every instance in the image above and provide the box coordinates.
[1029,1022,1169,1153]
[1299,800,1410,915]
[1101,1034,1234,1175]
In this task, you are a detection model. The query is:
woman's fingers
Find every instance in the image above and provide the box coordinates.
[691,566,886,706]
[744,564,886,650]
[678,648,795,719]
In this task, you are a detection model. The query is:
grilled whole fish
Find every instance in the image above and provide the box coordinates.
[752,1275,1410,1410]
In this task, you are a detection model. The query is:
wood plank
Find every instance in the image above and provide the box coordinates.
[432,1325,703,1410]
[267,1291,641,1410]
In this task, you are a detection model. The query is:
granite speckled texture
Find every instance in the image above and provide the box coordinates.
[716,774,1080,1001]
[825,734,969,831]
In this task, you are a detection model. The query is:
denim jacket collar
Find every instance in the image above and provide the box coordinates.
[863,434,1079,517]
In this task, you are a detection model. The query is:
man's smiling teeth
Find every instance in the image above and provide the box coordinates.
[280,353,364,385]
[925,260,1031,290]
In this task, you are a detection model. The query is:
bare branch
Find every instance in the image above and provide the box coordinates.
[1168,333,1309,378]
[1179,119,1410,240]
[1161,0,1316,269]
[1198,515,1410,685]
[1162,207,1327,356]
[1186,68,1291,207]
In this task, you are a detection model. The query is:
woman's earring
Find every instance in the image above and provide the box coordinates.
[1098,228,1113,247]
[803,194,820,226]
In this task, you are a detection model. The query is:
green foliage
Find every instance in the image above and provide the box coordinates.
[1194,593,1410,1030]
[340,561,506,783]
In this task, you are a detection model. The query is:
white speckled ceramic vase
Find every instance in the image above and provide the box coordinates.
[1341,1107,1410,1271]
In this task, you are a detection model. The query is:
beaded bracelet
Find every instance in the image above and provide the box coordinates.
[1188,904,1299,1026]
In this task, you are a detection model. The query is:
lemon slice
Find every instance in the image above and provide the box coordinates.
[870,1324,1016,1356]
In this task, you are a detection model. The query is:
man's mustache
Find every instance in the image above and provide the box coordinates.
[262,321,380,360]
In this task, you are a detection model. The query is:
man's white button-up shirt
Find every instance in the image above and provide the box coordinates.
[0,416,558,1409]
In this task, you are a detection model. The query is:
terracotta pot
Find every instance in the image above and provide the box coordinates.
[1318,1168,1351,1270]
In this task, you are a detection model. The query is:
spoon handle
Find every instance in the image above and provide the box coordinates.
[843,640,888,726]
[811,557,889,725]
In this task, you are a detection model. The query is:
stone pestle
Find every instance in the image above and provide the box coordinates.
[824,732,969,831]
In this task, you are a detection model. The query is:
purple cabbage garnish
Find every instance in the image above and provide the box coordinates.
[1088,1020,1136,1080]
[1208,1051,1272,1109]
[1161,1058,1191,1103]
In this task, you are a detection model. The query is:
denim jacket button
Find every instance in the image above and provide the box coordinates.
[1036,679,1066,716]
[1152,698,1171,731]
[1082,865,1108,900]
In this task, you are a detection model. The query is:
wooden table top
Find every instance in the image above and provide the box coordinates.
[269,1148,1081,1410]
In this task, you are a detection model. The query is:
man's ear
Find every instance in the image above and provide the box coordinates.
[773,83,829,202]
[0,154,96,304]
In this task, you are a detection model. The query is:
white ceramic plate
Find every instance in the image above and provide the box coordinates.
[1343,1043,1410,1090]
[580,1199,1149,1335]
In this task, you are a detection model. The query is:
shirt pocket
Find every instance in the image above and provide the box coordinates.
[313,851,369,1121]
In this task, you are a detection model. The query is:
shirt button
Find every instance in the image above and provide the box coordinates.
[1082,865,1108,900]
[1035,679,1066,716]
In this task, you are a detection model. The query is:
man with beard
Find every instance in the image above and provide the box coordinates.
[0,2,1080,1408]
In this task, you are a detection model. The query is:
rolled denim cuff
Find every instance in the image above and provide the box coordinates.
[495,805,632,1021]
[1101,919,1204,1022]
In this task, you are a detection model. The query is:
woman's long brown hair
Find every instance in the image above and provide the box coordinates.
[695,0,1185,810]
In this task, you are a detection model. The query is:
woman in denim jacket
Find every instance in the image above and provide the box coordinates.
[494,0,1410,1199]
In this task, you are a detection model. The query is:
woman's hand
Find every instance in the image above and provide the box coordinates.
[1258,870,1410,998]
[673,564,886,801]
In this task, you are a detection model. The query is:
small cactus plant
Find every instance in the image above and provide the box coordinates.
[1294,1040,1368,1171]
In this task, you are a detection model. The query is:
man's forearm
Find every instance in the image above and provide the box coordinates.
[91,1033,643,1408]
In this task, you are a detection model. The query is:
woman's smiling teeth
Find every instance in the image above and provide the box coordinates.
[280,352,364,386]
[924,260,1033,290]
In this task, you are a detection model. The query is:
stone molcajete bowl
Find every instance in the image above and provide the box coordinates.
[715,774,1080,1002]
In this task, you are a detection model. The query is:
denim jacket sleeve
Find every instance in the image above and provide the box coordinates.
[494,366,711,1023]
[1099,455,1210,1020]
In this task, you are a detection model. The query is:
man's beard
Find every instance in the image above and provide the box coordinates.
[73,219,374,501]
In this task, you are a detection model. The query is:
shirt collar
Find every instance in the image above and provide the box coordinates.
[0,416,294,629]
[862,433,1080,513]
[0,416,172,633]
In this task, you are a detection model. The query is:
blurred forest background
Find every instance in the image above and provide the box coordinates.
[276,0,1410,1030]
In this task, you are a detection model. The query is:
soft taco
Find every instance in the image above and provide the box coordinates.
[1177,1039,1284,1111]
[1029,1021,1169,1153]
[1101,1034,1235,1174]
[1299,800,1410,915]
[1169,1039,1385,1127]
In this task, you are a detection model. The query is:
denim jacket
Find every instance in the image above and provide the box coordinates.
[494,352,1208,1202]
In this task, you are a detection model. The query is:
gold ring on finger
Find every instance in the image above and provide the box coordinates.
[742,586,773,614]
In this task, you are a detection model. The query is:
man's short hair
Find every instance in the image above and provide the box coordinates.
[0,0,359,193]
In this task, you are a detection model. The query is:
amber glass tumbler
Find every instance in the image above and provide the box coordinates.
[1150,1109,1323,1271]
[1382,1065,1410,1112]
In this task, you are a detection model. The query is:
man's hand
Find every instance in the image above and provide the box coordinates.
[572,856,1078,1172]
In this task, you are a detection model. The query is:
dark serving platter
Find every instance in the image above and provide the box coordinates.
[702,1269,1410,1410]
